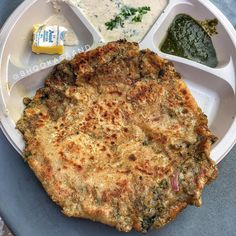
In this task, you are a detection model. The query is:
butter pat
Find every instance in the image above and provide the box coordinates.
[32,24,67,55]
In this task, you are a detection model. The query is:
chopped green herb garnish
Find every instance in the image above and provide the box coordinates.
[132,15,142,23]
[132,6,151,23]
[105,6,151,30]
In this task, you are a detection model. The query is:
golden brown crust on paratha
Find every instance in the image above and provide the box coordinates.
[17,40,218,233]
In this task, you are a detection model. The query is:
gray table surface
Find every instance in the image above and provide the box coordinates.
[0,0,236,236]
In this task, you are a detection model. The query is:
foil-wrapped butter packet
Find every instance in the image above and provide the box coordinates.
[32,24,67,54]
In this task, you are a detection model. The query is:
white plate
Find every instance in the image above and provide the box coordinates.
[0,0,236,164]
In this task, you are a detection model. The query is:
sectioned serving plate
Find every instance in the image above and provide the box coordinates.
[0,0,236,165]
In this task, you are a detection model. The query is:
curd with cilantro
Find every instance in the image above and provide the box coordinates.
[65,0,168,42]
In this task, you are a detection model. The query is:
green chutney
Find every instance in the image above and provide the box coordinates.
[161,14,218,68]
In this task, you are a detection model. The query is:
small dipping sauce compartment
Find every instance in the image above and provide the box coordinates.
[160,14,218,68]
[71,0,169,43]
[152,0,236,69]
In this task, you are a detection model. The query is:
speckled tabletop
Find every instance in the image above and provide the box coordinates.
[0,1,236,236]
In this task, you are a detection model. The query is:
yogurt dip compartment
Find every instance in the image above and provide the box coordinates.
[0,0,236,163]
[64,0,169,43]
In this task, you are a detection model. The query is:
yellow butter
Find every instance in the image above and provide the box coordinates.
[32,44,64,55]
[32,24,67,55]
